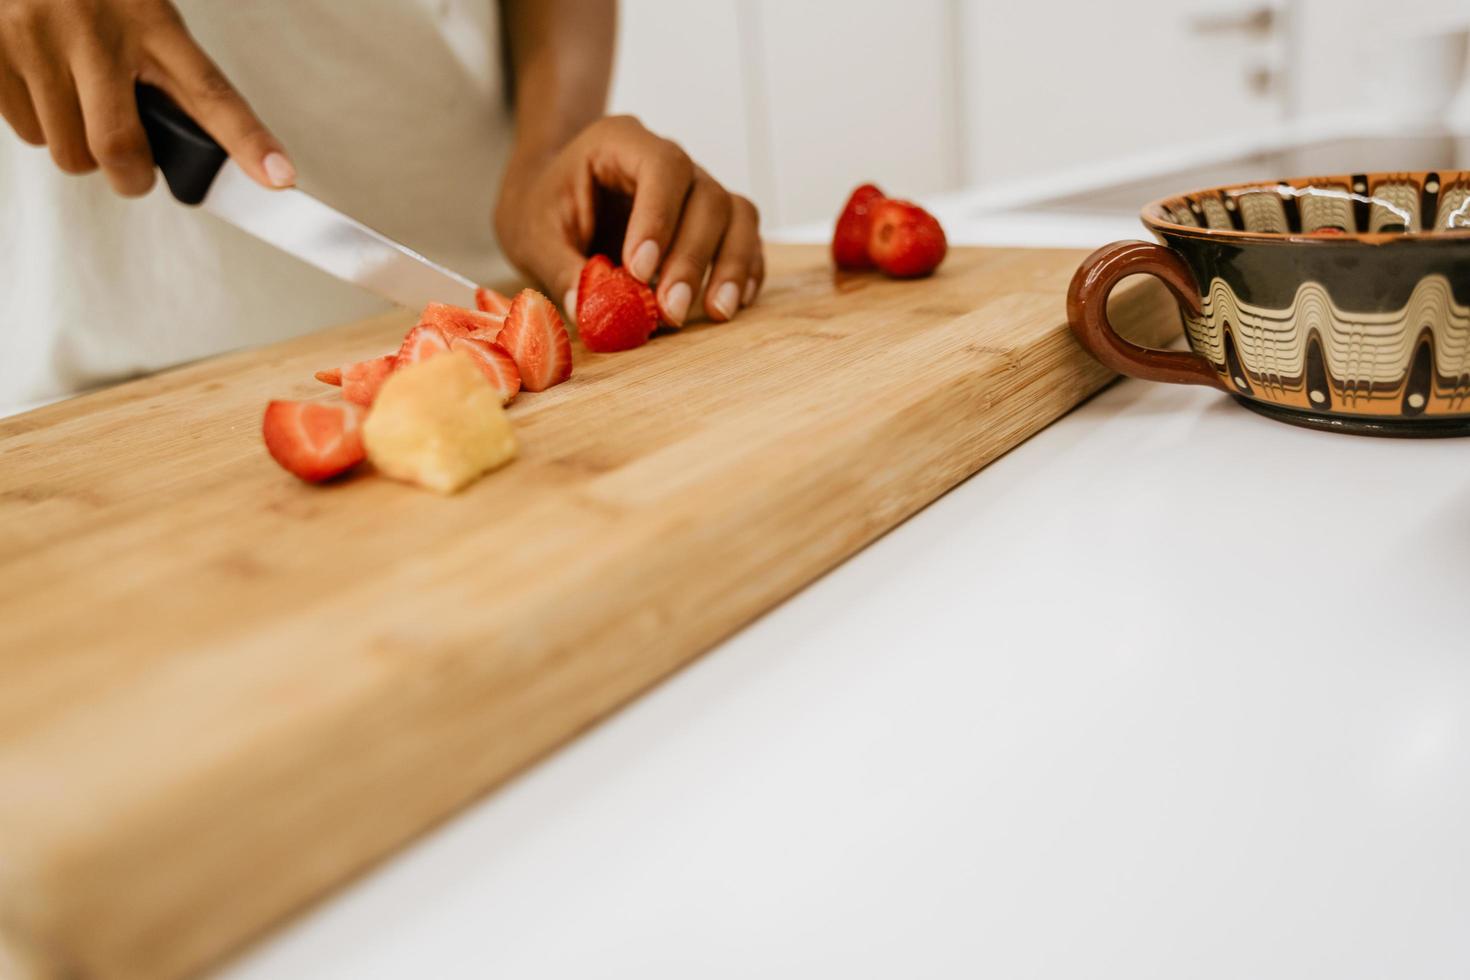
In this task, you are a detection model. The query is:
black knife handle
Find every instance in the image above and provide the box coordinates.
[136,84,228,206]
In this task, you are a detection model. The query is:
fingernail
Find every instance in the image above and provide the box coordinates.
[712,281,740,321]
[629,239,659,282]
[742,277,758,306]
[263,151,296,188]
[563,286,578,325]
[663,281,692,326]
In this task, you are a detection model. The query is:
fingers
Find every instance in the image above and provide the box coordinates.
[27,59,95,175]
[600,118,695,285]
[654,169,731,326]
[702,194,762,323]
[0,67,43,145]
[73,45,155,196]
[145,22,293,189]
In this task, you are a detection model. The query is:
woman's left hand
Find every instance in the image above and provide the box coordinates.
[495,114,764,327]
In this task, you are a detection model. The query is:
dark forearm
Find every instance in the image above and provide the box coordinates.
[499,0,615,166]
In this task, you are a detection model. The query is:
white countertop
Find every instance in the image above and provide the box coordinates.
[221,240,1470,975]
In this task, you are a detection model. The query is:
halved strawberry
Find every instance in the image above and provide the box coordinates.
[475,286,513,317]
[868,199,947,278]
[576,258,658,352]
[419,302,504,339]
[832,183,886,270]
[449,336,522,405]
[396,323,451,367]
[498,289,573,391]
[340,355,396,406]
[314,367,343,386]
[262,399,366,483]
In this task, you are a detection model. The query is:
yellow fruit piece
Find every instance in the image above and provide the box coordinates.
[363,352,517,494]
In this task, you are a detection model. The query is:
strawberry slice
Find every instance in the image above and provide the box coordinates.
[396,323,451,367]
[832,183,886,270]
[339,354,396,406]
[419,302,504,340]
[498,289,573,391]
[576,257,658,352]
[475,286,514,317]
[314,367,343,386]
[262,400,366,483]
[868,199,947,279]
[449,336,522,405]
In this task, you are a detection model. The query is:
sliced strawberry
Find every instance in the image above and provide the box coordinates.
[395,323,451,367]
[419,302,504,339]
[868,199,947,279]
[498,289,573,391]
[449,336,522,405]
[314,367,343,386]
[576,259,659,352]
[832,183,886,270]
[475,286,513,317]
[262,399,366,483]
[339,354,396,406]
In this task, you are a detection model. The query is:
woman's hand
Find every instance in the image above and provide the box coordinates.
[496,115,764,327]
[0,0,292,196]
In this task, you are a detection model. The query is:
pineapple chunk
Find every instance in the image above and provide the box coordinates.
[363,352,517,494]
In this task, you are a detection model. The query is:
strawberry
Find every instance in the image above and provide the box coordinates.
[498,289,573,391]
[396,323,451,367]
[419,302,504,339]
[576,257,658,352]
[832,183,886,270]
[868,199,947,278]
[475,286,513,317]
[449,336,522,405]
[314,367,343,386]
[339,355,396,406]
[262,399,366,483]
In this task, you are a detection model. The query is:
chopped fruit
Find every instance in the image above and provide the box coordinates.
[576,257,658,352]
[419,302,504,340]
[396,323,451,367]
[449,335,521,405]
[832,183,886,270]
[363,352,518,494]
[499,288,573,390]
[475,286,513,317]
[868,199,947,278]
[314,367,343,386]
[262,400,366,483]
[339,355,396,406]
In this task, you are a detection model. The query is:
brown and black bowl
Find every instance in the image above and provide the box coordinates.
[1067,171,1470,436]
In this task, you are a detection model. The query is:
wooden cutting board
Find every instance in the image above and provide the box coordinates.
[0,244,1178,979]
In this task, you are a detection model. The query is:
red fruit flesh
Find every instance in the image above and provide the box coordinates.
[868,199,947,278]
[498,289,573,391]
[395,323,452,367]
[832,183,886,270]
[262,400,366,483]
[339,355,396,406]
[576,257,658,352]
[314,367,343,386]
[449,336,522,405]
[475,286,513,317]
[419,302,504,339]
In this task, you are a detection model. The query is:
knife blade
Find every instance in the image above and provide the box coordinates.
[137,85,479,311]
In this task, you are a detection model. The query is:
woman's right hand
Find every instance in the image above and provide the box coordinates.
[0,0,293,196]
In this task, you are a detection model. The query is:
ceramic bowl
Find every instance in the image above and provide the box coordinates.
[1067,171,1470,436]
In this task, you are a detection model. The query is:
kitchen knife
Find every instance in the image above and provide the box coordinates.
[136,84,479,310]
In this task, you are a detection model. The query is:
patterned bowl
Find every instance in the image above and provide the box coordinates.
[1066,171,1470,436]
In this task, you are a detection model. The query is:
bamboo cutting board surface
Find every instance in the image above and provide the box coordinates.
[0,244,1178,979]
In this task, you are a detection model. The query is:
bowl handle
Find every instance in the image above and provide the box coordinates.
[1066,240,1229,391]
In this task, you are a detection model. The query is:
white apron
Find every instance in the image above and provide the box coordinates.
[0,0,512,412]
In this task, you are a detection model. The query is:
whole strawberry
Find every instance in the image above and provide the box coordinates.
[868,199,947,278]
[576,255,659,352]
[831,183,886,270]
